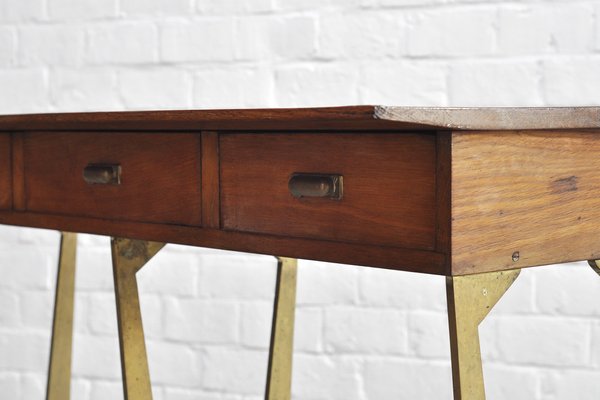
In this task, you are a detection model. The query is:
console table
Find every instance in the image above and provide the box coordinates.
[1,106,599,400]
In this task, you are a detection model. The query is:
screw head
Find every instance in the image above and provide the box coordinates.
[512,251,520,262]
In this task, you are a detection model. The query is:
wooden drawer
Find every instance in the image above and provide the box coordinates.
[22,132,201,225]
[220,133,436,250]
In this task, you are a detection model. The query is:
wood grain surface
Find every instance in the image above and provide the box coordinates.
[451,130,600,275]
[220,133,436,250]
[201,132,220,229]
[0,210,446,274]
[23,132,202,226]
[0,134,11,210]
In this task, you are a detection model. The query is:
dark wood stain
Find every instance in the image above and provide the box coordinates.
[220,133,437,250]
[551,176,578,194]
[23,132,202,226]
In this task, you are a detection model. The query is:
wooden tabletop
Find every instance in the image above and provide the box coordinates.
[1,106,599,131]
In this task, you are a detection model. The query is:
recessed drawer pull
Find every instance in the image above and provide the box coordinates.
[288,173,343,200]
[83,164,121,185]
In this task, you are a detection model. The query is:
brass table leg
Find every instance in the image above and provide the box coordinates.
[46,232,77,400]
[446,269,520,400]
[111,238,165,400]
[265,257,298,400]
[588,259,600,275]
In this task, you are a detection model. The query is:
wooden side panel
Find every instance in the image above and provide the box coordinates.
[0,134,11,210]
[24,132,202,226]
[201,132,220,229]
[435,132,452,273]
[221,133,436,250]
[451,130,600,275]
[11,133,24,210]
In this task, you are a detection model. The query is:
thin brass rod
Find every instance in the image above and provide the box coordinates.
[446,269,520,400]
[46,232,78,400]
[265,257,298,400]
[112,237,165,400]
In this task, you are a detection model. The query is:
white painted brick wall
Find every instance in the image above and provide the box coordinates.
[0,1,599,399]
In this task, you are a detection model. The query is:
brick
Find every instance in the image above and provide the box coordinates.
[89,380,123,400]
[75,246,114,291]
[85,292,117,335]
[370,0,443,6]
[193,67,272,108]
[196,0,273,15]
[488,267,536,315]
[485,365,539,400]
[497,4,594,55]
[119,69,191,109]
[544,369,600,400]
[70,379,91,400]
[0,292,20,327]
[448,61,543,106]
[0,244,53,290]
[236,16,316,60]
[324,307,407,355]
[147,341,200,387]
[240,302,271,349]
[137,249,199,297]
[48,0,117,20]
[0,28,16,67]
[202,348,267,395]
[161,20,236,63]
[407,311,450,359]
[292,354,361,400]
[164,388,242,400]
[361,62,447,105]
[364,359,452,400]
[543,57,600,106]
[50,69,121,110]
[72,334,121,379]
[295,308,323,353]
[359,266,446,310]
[87,23,158,65]
[495,316,591,367]
[15,227,60,246]
[19,26,85,66]
[0,0,44,22]
[0,373,19,399]
[407,8,496,57]
[164,298,238,344]
[121,0,191,16]
[19,290,53,330]
[0,332,49,372]
[0,69,47,113]
[197,254,275,300]
[274,65,359,107]
[21,373,48,399]
[296,260,359,305]
[318,12,406,60]
[535,262,600,316]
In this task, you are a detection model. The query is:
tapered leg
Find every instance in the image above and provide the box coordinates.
[265,257,298,400]
[446,269,520,400]
[46,232,77,400]
[112,237,165,400]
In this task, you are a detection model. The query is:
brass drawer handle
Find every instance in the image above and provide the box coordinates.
[288,173,343,200]
[83,164,121,185]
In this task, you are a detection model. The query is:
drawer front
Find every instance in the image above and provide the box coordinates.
[24,132,201,225]
[220,133,436,250]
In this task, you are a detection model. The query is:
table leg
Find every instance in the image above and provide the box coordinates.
[265,257,298,400]
[111,237,165,400]
[46,232,77,400]
[446,269,520,400]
